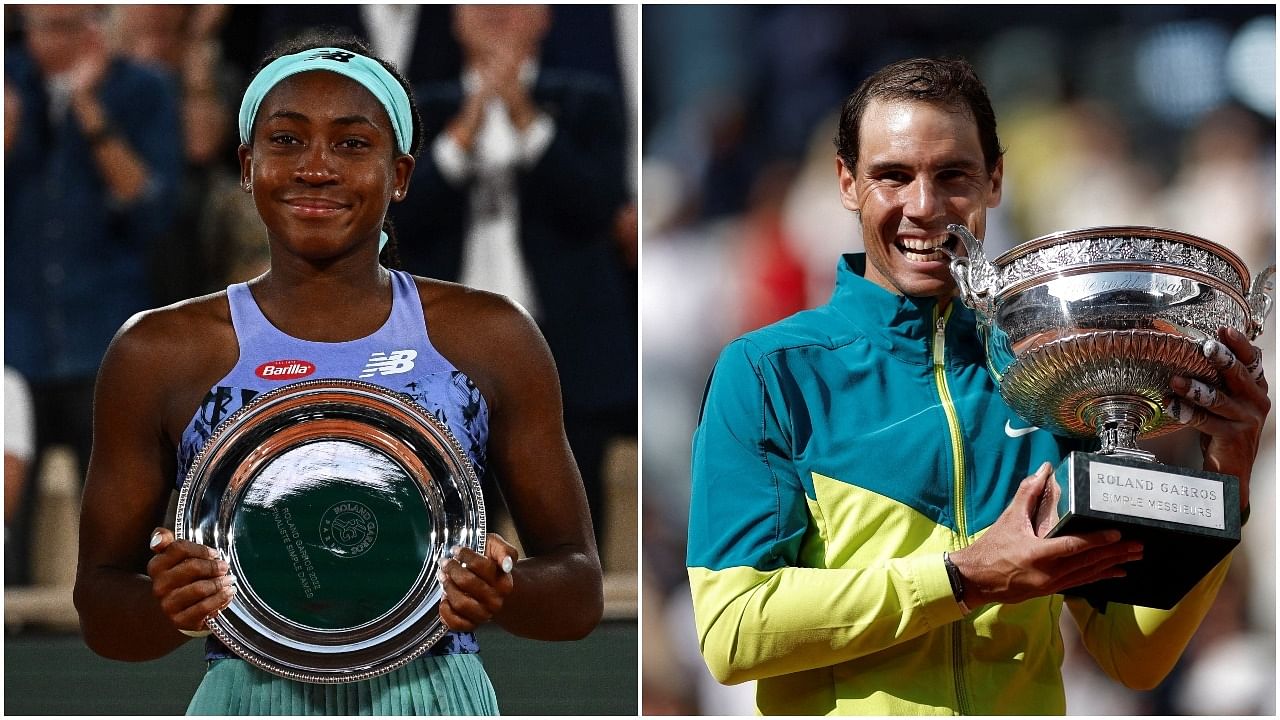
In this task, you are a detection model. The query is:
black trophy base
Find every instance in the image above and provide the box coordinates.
[1045,451,1240,610]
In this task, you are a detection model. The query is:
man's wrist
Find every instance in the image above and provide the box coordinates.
[943,552,971,615]
[83,119,114,146]
[501,86,536,129]
[73,96,111,143]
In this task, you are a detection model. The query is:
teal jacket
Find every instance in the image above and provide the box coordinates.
[687,254,1229,715]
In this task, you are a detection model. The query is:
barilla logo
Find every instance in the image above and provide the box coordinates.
[256,359,315,380]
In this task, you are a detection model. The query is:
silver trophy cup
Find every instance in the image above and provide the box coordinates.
[945,224,1274,608]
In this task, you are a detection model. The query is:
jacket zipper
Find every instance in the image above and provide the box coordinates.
[933,302,972,715]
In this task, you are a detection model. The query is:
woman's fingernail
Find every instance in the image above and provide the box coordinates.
[437,556,449,569]
[436,569,447,584]
[149,532,164,550]
[501,556,514,573]
[450,545,461,559]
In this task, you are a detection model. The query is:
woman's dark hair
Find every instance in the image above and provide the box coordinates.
[250,29,421,268]
[834,57,1004,175]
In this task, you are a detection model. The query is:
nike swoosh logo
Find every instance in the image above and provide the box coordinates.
[1005,420,1040,437]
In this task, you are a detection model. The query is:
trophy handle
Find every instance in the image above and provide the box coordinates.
[945,224,1000,320]
[1246,265,1275,339]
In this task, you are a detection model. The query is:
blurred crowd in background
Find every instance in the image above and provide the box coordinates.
[641,5,1275,715]
[3,3,637,626]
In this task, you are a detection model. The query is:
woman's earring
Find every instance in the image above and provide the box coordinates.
[243,181,252,193]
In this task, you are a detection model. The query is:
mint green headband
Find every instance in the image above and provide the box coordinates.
[238,47,413,154]
[239,47,413,252]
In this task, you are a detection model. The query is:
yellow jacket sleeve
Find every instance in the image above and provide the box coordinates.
[1066,553,1231,690]
[689,554,966,684]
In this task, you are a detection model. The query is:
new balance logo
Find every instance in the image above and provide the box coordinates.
[360,349,417,378]
[1004,420,1040,438]
[309,50,356,63]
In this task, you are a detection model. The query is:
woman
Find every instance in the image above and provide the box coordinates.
[73,33,603,715]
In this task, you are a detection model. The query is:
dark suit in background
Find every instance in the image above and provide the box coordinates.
[251,5,460,87]
[389,68,635,549]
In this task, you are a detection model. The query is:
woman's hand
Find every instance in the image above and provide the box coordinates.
[145,527,236,634]
[438,532,520,631]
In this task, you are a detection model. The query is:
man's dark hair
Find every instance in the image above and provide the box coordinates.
[249,29,422,268]
[834,57,1004,175]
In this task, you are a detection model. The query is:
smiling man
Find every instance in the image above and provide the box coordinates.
[686,58,1269,715]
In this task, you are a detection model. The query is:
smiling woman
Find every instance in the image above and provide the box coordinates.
[72,31,602,716]
[237,44,418,273]
[242,70,411,270]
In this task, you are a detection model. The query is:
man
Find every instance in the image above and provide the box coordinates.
[389,5,635,551]
[687,58,1270,715]
[4,5,181,585]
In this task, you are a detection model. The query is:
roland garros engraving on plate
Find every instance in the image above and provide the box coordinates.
[1089,461,1224,530]
[273,506,321,598]
[319,501,380,557]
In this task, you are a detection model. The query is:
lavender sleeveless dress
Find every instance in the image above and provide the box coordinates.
[181,271,498,715]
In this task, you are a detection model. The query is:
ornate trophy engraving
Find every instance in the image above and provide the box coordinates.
[176,379,486,682]
[945,224,1274,608]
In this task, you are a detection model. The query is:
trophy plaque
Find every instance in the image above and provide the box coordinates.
[175,379,485,682]
[945,224,1274,608]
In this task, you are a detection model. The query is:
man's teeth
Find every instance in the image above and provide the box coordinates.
[897,236,952,262]
[899,237,946,251]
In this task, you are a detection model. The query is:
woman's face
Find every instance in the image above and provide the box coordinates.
[238,71,413,263]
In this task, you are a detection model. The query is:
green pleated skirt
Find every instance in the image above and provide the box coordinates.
[185,654,499,715]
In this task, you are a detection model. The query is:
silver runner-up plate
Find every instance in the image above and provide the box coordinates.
[175,379,486,684]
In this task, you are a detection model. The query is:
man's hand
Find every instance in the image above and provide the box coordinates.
[64,25,110,101]
[447,74,495,152]
[187,4,229,40]
[1166,326,1271,510]
[948,463,1143,607]
[482,48,537,130]
[4,81,19,154]
[65,25,112,141]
